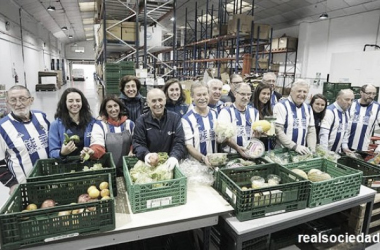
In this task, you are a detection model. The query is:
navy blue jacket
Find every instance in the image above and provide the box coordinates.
[132,109,186,161]
[119,93,146,123]
[165,100,188,117]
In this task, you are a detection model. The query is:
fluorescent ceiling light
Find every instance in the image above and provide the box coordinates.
[47,6,56,11]
[79,2,95,12]
[61,26,68,31]
[83,18,94,25]
[226,0,254,13]
[68,35,73,38]
[170,17,175,21]
[319,13,328,20]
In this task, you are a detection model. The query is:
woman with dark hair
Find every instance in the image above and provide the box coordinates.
[49,88,105,161]
[252,83,275,151]
[99,96,135,176]
[163,79,188,116]
[119,75,146,122]
[310,93,327,143]
[252,82,273,120]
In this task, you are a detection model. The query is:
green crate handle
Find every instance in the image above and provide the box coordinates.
[333,181,345,185]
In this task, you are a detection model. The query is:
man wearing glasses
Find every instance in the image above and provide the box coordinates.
[0,85,50,194]
[218,82,259,158]
[220,74,243,104]
[343,84,380,152]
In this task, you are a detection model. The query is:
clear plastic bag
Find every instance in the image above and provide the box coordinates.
[179,159,215,186]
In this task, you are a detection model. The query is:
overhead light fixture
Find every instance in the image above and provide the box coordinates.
[68,35,73,38]
[170,17,175,21]
[47,6,56,11]
[319,12,328,20]
[61,26,68,31]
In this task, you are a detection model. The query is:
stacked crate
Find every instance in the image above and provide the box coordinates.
[104,62,135,96]
[323,82,352,105]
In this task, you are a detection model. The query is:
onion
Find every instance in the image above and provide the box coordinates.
[86,198,98,212]
[58,211,71,216]
[78,194,91,203]
[40,199,56,209]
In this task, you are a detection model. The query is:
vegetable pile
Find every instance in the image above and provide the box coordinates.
[214,121,236,143]
[291,168,332,182]
[130,153,172,185]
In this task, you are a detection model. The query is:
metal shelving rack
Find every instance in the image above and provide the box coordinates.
[95,0,177,95]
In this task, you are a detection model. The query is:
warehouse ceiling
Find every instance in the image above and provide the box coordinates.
[10,0,380,45]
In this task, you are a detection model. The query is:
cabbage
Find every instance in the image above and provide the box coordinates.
[130,160,173,184]
[214,121,236,143]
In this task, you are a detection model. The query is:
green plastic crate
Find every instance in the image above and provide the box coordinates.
[214,154,269,191]
[27,153,117,196]
[0,173,115,250]
[264,148,315,165]
[338,156,380,192]
[123,156,187,213]
[215,163,309,221]
[285,158,362,207]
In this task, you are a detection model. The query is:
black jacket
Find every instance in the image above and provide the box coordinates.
[119,93,146,123]
[132,109,187,161]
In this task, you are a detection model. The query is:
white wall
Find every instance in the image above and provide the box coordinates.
[298,9,380,82]
[65,41,95,60]
[0,0,63,92]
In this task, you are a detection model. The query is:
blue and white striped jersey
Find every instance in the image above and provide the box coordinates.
[346,100,380,151]
[273,97,315,146]
[100,119,135,134]
[320,103,349,153]
[218,104,259,153]
[182,108,218,155]
[0,111,50,184]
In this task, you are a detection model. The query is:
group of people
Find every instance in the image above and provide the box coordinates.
[1,73,379,195]
[310,84,380,154]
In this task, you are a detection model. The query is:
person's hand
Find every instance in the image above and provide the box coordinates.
[80,147,94,161]
[342,148,353,154]
[237,147,252,159]
[144,153,159,167]
[9,184,18,195]
[202,155,212,167]
[165,157,179,171]
[295,145,311,155]
[61,141,77,156]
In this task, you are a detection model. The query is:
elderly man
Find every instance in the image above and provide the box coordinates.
[207,79,225,112]
[262,72,282,108]
[273,79,316,154]
[344,84,380,152]
[182,82,218,166]
[218,82,259,158]
[320,89,354,153]
[0,85,50,194]
[133,88,186,170]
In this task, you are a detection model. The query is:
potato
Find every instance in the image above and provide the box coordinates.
[41,199,56,209]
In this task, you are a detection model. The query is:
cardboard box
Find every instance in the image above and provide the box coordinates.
[212,24,228,37]
[121,22,137,41]
[278,37,298,51]
[271,38,279,51]
[253,24,271,39]
[99,20,124,41]
[227,14,254,34]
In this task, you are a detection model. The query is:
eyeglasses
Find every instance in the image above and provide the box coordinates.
[231,81,243,85]
[236,92,252,97]
[364,92,377,96]
[7,96,31,105]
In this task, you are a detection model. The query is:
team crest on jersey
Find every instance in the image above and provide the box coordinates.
[17,132,24,138]
[168,131,175,135]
